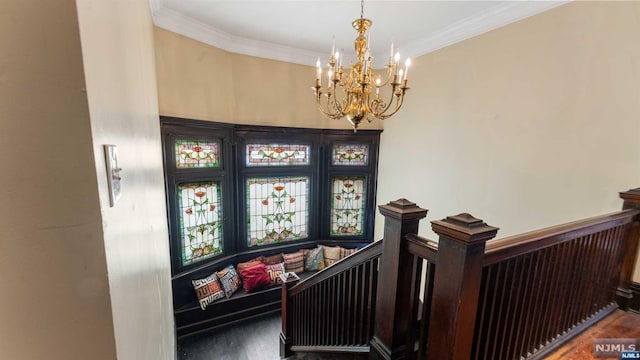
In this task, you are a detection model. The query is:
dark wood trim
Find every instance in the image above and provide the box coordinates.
[371,199,429,360]
[290,345,369,353]
[289,241,382,296]
[426,213,498,360]
[630,282,640,313]
[161,116,382,336]
[404,233,438,262]
[484,209,639,266]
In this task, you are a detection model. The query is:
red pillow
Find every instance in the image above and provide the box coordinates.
[237,259,263,272]
[238,263,272,293]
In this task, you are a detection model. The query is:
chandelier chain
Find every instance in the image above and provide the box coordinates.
[360,0,364,21]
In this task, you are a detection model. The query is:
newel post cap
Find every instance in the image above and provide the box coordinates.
[378,198,428,221]
[431,213,499,244]
[620,187,640,205]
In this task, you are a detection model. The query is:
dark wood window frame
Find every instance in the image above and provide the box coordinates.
[161,116,381,278]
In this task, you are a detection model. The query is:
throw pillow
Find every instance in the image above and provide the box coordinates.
[305,246,325,271]
[239,263,272,293]
[192,272,225,310]
[340,247,358,259]
[217,265,242,299]
[323,245,342,267]
[263,253,284,265]
[282,251,305,274]
[237,259,263,272]
[266,263,285,284]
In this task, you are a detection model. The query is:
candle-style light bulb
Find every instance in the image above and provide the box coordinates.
[394,50,401,75]
[404,58,411,80]
[398,69,404,83]
[316,58,322,80]
[375,77,381,95]
[331,36,336,57]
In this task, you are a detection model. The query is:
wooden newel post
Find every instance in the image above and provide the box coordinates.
[280,281,296,358]
[370,199,428,360]
[426,213,499,360]
[616,187,640,310]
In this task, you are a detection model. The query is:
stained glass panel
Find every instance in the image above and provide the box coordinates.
[246,144,310,166]
[247,176,309,246]
[332,144,369,166]
[330,176,366,236]
[175,140,220,168]
[178,181,223,266]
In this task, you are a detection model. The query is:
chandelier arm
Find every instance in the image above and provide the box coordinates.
[371,86,400,116]
[316,91,346,119]
[330,83,350,115]
[372,65,396,87]
[374,91,407,120]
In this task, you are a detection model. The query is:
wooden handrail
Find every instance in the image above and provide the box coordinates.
[290,241,383,296]
[484,209,639,265]
[281,240,382,357]
[404,233,438,263]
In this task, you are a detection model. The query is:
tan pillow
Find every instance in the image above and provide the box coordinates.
[263,254,284,265]
[323,245,342,267]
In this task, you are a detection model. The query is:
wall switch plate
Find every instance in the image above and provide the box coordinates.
[104,144,122,207]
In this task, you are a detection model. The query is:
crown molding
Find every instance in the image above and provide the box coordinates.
[402,1,571,58]
[149,0,570,67]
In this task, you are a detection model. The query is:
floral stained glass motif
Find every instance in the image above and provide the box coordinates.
[331,176,366,236]
[246,144,310,166]
[175,140,220,168]
[247,176,309,246]
[332,144,369,166]
[178,181,223,266]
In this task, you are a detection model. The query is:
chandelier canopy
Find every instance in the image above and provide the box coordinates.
[313,0,411,131]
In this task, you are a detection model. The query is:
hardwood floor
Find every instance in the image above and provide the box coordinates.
[178,310,640,360]
[545,310,640,360]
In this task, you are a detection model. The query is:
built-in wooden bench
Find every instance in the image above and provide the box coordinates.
[173,240,370,338]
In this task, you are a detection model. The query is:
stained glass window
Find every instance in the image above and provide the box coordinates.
[178,181,223,265]
[332,144,369,166]
[330,176,366,236]
[175,140,220,168]
[246,144,310,166]
[247,176,309,246]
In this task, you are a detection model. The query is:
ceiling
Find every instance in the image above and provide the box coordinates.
[149,0,568,67]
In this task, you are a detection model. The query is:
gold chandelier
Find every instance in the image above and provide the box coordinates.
[313,0,411,131]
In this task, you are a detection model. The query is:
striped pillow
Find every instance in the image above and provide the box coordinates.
[340,247,358,259]
[282,251,305,274]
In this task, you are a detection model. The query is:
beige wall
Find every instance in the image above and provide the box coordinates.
[76,0,175,359]
[374,2,640,281]
[154,27,382,130]
[0,1,117,359]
